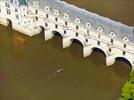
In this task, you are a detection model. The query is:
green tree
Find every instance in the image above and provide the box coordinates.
[119,71,134,100]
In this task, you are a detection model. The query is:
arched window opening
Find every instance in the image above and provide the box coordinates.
[46,14,48,18]
[55,17,58,22]
[109,48,112,52]
[124,44,127,48]
[98,34,100,39]
[76,25,79,30]
[123,51,126,56]
[85,39,88,43]
[45,23,48,27]
[35,9,38,14]
[65,21,68,26]
[64,30,66,34]
[111,39,113,44]
[35,17,38,21]
[97,41,100,46]
[55,24,58,29]
[76,32,78,37]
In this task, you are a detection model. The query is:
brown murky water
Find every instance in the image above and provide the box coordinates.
[0,0,133,100]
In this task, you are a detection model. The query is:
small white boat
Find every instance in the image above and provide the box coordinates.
[56,68,64,73]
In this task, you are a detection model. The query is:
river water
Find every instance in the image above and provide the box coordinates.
[0,0,133,100]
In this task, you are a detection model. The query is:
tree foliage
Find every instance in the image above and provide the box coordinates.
[119,71,134,100]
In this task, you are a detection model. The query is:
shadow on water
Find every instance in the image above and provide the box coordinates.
[49,31,63,50]
[115,57,132,70]
[69,39,83,58]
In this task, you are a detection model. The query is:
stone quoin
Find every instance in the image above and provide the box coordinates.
[0,0,134,71]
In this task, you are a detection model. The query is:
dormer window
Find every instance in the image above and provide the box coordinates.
[64,13,69,19]
[54,9,59,16]
[45,6,50,12]
[15,8,18,12]
[97,26,103,33]
[5,3,10,8]
[34,2,38,7]
[75,18,80,24]
[110,31,116,37]
[14,0,19,5]
[86,22,91,28]
[123,36,129,42]
[9,0,13,3]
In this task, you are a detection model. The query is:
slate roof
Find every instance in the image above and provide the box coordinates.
[18,0,27,5]
[28,0,134,44]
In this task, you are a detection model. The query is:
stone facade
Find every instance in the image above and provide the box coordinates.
[0,0,134,71]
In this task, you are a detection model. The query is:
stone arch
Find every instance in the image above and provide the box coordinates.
[7,19,12,28]
[69,38,84,57]
[70,38,84,47]
[39,26,45,32]
[91,47,107,57]
[115,56,133,70]
[51,30,63,38]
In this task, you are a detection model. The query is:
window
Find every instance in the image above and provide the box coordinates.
[85,39,88,42]
[123,51,126,55]
[15,8,18,12]
[98,34,100,39]
[76,25,79,30]
[35,17,38,21]
[76,32,78,37]
[34,2,38,7]
[35,9,38,14]
[16,14,19,19]
[6,3,10,8]
[97,41,100,46]
[65,21,68,26]
[45,6,50,12]
[109,48,112,52]
[55,24,58,29]
[45,23,48,27]
[123,36,129,42]
[97,26,103,33]
[87,30,90,36]
[110,31,116,37]
[110,39,113,44]
[7,9,11,15]
[64,13,69,19]
[86,22,91,28]
[124,44,127,48]
[64,30,66,34]
[14,0,19,5]
[54,9,59,16]
[46,14,48,18]
[75,18,80,24]
[10,0,13,3]
[55,17,58,22]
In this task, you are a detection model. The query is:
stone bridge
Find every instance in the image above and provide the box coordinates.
[0,0,134,71]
